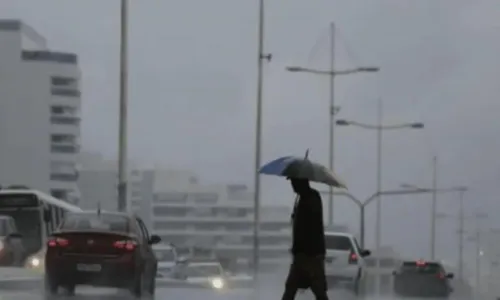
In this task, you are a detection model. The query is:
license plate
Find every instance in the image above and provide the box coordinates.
[77,264,102,272]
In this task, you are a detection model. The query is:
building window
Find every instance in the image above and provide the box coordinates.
[154,192,187,204]
[192,207,214,217]
[51,116,80,125]
[189,192,218,204]
[153,206,187,217]
[51,76,77,86]
[50,173,77,182]
[51,134,76,143]
[260,223,288,231]
[50,161,75,173]
[225,224,252,231]
[51,105,77,115]
[153,221,188,230]
[51,88,81,97]
[221,208,248,217]
[51,145,78,154]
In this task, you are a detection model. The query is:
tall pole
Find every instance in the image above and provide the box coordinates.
[327,22,336,227]
[430,156,437,259]
[475,229,481,297]
[359,204,365,248]
[374,97,383,295]
[117,0,128,212]
[253,0,267,278]
[458,190,465,280]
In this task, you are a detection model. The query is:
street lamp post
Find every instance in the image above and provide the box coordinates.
[320,188,440,248]
[401,184,468,266]
[117,0,129,212]
[286,30,379,227]
[336,107,423,295]
[252,0,272,278]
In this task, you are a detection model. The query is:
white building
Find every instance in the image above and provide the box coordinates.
[0,19,81,202]
[143,169,292,270]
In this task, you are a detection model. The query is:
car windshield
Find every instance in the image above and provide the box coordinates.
[61,213,129,233]
[325,235,352,251]
[185,265,222,277]
[155,248,176,261]
[401,262,442,274]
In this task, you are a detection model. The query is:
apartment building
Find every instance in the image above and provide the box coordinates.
[78,164,293,269]
[0,19,81,202]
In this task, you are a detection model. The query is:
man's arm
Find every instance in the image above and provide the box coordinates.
[308,190,325,250]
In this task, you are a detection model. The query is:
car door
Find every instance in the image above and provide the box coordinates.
[137,218,156,281]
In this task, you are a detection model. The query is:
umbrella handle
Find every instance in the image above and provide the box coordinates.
[291,148,309,221]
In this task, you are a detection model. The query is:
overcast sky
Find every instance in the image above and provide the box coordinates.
[1,0,499,267]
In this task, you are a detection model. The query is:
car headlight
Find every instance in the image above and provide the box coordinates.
[211,277,224,289]
[30,257,40,267]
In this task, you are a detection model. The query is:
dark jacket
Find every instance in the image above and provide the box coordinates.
[291,188,326,256]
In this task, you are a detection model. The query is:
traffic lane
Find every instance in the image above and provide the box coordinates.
[0,287,254,300]
[0,286,363,300]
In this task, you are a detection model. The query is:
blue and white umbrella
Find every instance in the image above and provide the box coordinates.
[259,156,347,188]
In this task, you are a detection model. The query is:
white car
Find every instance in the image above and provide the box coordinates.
[153,244,180,278]
[181,261,228,290]
[324,231,371,295]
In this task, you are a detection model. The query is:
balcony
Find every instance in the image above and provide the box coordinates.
[50,173,78,182]
[51,116,80,126]
[51,144,78,154]
[51,88,81,97]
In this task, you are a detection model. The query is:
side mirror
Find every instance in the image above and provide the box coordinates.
[360,249,371,257]
[148,235,161,245]
[446,273,454,279]
[43,209,51,223]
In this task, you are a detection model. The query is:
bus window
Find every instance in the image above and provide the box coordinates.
[44,207,51,238]
[51,206,57,231]
[54,208,61,228]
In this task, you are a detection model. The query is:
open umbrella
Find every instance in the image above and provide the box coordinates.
[259,155,347,188]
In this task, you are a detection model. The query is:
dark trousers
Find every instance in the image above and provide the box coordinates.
[281,254,328,300]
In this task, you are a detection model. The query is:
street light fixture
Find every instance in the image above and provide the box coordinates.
[400,183,468,260]
[401,183,468,279]
[286,66,380,76]
[336,119,424,130]
[286,39,380,229]
[335,102,423,296]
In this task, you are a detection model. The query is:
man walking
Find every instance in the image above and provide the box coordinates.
[281,178,328,300]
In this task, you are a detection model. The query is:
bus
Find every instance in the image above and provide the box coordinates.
[0,186,82,260]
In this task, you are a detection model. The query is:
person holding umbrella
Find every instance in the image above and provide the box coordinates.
[259,153,347,300]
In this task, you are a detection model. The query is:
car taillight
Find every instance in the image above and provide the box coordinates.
[437,273,445,279]
[48,237,69,247]
[113,240,137,251]
[348,253,358,264]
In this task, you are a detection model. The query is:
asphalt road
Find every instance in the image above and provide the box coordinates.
[0,285,360,300]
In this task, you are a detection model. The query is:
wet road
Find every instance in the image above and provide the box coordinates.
[0,286,359,300]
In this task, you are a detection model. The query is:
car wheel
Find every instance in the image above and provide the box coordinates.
[44,276,58,296]
[148,272,156,297]
[131,272,145,299]
[64,285,75,296]
[351,271,362,296]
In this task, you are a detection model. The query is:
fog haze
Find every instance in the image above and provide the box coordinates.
[1,0,499,266]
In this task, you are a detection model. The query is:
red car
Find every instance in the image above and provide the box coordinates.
[44,211,161,298]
